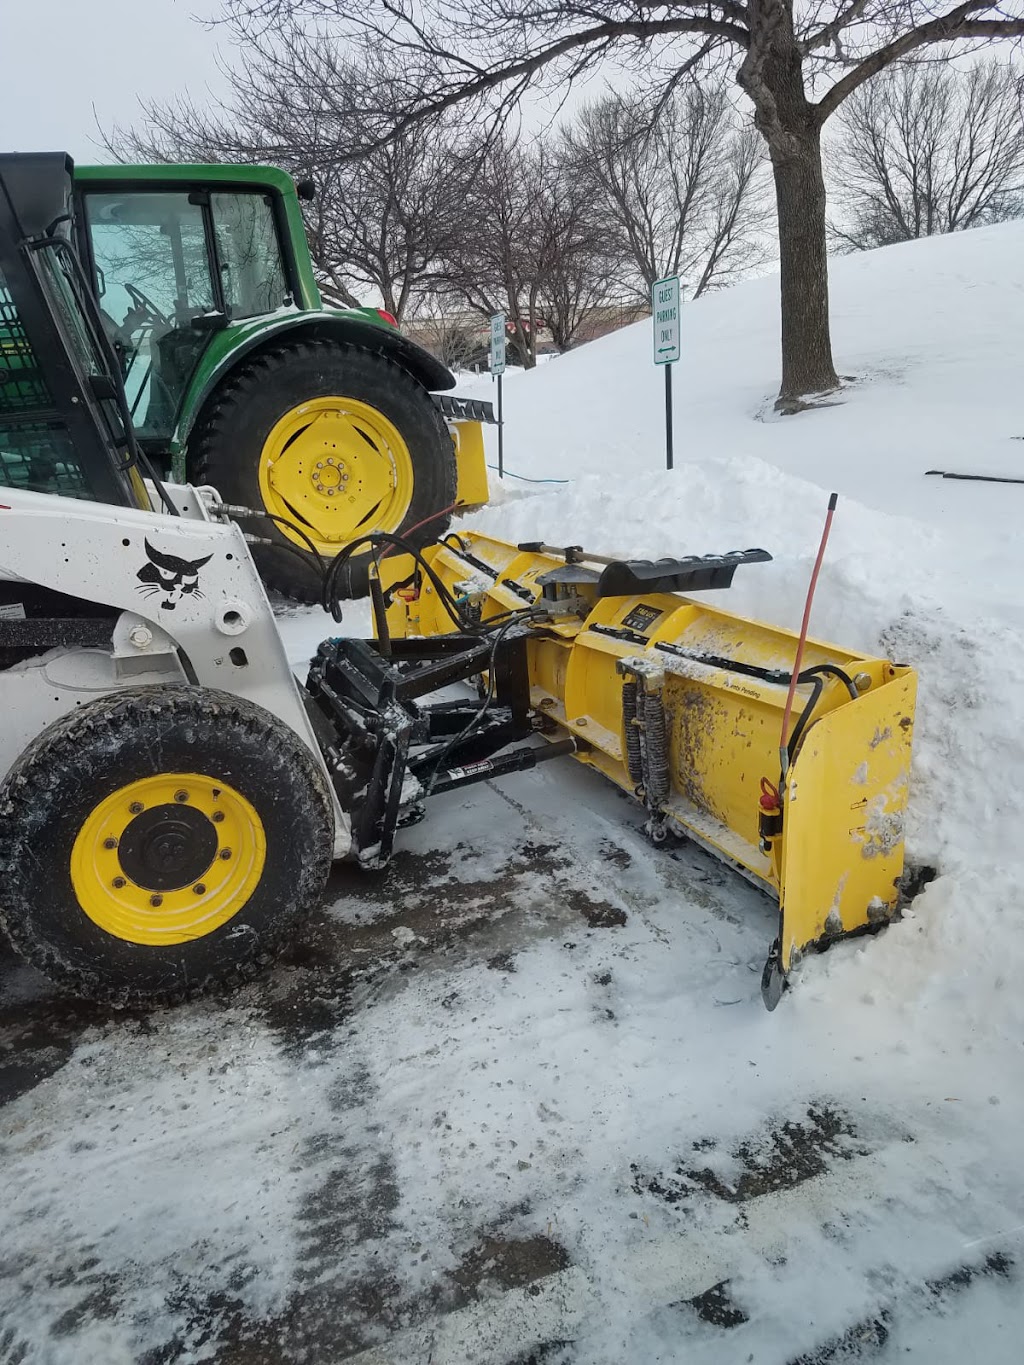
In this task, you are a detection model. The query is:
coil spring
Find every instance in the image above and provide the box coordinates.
[642,690,671,807]
[621,679,644,788]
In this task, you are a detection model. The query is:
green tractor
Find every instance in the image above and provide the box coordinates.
[2,154,490,599]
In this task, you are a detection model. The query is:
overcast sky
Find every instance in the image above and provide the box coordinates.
[6,0,627,163]
[7,0,228,159]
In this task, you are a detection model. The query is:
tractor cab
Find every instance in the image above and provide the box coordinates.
[74,167,300,448]
[0,152,150,509]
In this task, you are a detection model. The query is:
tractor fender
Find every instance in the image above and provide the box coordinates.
[175,312,456,455]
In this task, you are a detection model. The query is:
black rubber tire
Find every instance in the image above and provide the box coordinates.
[0,686,334,1006]
[191,340,457,602]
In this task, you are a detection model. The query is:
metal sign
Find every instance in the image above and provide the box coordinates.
[652,276,680,365]
[490,313,506,375]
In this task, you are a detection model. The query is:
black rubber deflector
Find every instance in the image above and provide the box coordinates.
[597,548,772,598]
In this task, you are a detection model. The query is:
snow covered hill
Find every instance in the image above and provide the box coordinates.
[470,221,1024,535]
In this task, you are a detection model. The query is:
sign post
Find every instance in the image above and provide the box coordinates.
[490,312,506,477]
[652,276,680,470]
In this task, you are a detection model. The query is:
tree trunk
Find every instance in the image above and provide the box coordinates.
[770,127,839,404]
[740,10,840,408]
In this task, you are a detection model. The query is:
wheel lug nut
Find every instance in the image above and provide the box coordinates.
[174,790,188,803]
[129,801,144,814]
[327,489,336,496]
[103,837,118,850]
[150,894,163,908]
[219,848,232,860]
[112,876,126,889]
[212,811,225,823]
[193,883,206,895]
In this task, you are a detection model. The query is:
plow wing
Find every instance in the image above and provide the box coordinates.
[378,533,916,1003]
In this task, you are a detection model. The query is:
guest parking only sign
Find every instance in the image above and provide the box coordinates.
[652,276,680,364]
[652,276,679,467]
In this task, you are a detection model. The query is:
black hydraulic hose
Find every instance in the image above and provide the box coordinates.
[422,614,523,796]
[370,569,391,656]
[653,641,857,699]
[784,674,825,766]
[784,666,860,765]
[323,531,471,629]
[244,533,327,591]
[800,663,859,701]
[237,509,328,584]
[136,449,179,518]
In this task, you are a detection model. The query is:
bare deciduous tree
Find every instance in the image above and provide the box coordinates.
[223,0,1024,406]
[564,85,770,305]
[830,59,1024,250]
[430,136,530,366]
[109,38,469,322]
[434,134,612,366]
[531,149,620,351]
[405,296,485,371]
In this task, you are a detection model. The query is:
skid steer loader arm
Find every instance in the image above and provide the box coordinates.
[361,532,916,1006]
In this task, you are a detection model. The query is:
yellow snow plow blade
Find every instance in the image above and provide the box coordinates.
[380,533,916,1003]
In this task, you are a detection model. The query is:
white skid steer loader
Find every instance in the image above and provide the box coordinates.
[0,155,918,1010]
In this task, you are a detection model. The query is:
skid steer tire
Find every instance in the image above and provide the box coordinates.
[0,687,334,1007]
[192,340,457,603]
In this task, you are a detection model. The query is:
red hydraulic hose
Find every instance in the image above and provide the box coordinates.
[378,500,461,560]
[779,492,838,779]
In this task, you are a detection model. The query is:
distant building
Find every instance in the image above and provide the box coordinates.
[404,301,650,370]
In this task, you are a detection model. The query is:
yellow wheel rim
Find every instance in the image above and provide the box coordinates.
[258,396,416,555]
[70,773,266,946]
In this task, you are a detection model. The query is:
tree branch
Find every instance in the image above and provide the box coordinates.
[332,13,749,156]
[816,3,1024,124]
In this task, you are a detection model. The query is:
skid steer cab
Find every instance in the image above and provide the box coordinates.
[0,151,491,603]
[0,153,917,1010]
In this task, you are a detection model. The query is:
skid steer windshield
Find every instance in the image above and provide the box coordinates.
[0,242,143,505]
[83,188,291,447]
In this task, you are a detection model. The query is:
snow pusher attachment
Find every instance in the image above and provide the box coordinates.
[352,533,916,1006]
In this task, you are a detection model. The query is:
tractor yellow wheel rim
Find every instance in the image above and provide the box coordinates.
[70,773,266,946]
[258,396,416,555]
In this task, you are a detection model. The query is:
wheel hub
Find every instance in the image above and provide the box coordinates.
[70,773,267,945]
[259,397,414,551]
[312,456,349,497]
[117,804,218,892]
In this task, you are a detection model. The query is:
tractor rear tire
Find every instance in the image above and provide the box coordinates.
[191,340,457,603]
[0,686,334,1006]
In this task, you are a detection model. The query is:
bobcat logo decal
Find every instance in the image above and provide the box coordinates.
[136,540,213,610]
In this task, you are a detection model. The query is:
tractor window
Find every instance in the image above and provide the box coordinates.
[210,193,290,320]
[83,192,215,443]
